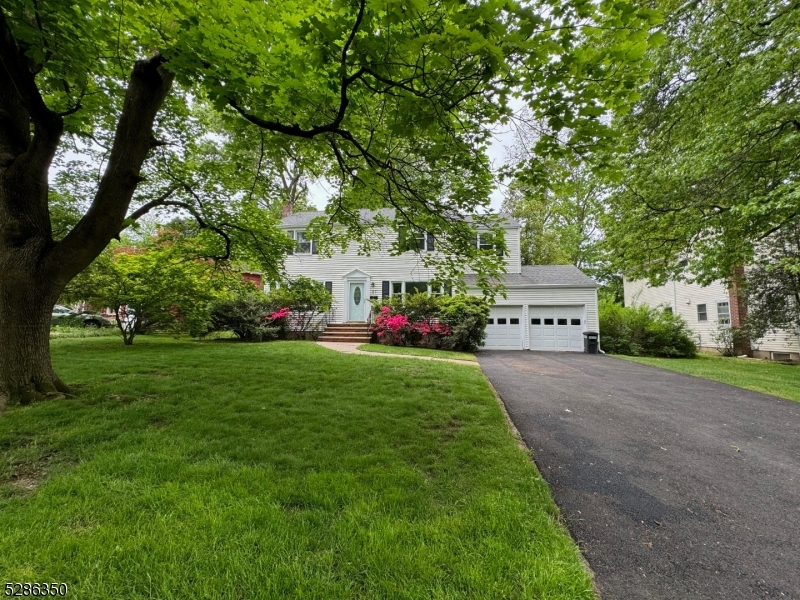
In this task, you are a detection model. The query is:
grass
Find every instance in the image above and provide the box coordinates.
[614,352,800,402]
[49,325,120,339]
[0,337,592,599]
[356,343,477,362]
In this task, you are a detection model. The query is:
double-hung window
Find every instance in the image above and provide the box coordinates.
[287,230,315,254]
[475,233,504,256]
[716,301,731,325]
[398,226,434,252]
[476,234,493,251]
[696,304,708,322]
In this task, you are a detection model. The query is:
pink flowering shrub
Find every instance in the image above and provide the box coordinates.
[263,307,291,322]
[372,306,409,345]
[371,305,452,348]
[260,306,290,338]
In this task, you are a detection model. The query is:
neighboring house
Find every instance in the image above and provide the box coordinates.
[623,276,800,361]
[278,209,599,351]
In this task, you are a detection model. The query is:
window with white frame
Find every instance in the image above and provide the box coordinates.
[717,301,731,325]
[398,226,434,252]
[405,281,428,295]
[475,233,504,256]
[286,229,314,254]
[388,281,445,297]
[697,304,708,322]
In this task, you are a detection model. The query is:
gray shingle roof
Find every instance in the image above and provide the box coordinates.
[463,265,598,288]
[280,209,519,228]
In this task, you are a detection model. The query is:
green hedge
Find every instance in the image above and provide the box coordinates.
[599,298,697,358]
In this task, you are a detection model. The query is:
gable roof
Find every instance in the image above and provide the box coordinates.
[280,209,520,228]
[463,265,598,288]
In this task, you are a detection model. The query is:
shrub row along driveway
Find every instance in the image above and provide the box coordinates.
[478,351,800,600]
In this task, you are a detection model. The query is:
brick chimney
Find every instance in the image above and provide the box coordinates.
[728,266,752,356]
[241,272,263,290]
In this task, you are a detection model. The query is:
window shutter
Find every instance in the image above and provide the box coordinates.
[312,240,318,254]
[382,281,390,299]
[426,233,435,252]
[324,281,332,293]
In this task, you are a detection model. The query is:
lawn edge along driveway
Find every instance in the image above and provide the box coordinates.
[612,352,800,403]
[0,338,597,600]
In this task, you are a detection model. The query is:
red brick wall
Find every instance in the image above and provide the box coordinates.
[242,272,263,289]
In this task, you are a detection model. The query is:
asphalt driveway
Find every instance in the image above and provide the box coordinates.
[477,351,800,600]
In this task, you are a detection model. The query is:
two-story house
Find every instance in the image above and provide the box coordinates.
[278,209,599,351]
[624,276,800,361]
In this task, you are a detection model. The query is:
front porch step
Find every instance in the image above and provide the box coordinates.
[319,322,372,343]
[319,335,373,343]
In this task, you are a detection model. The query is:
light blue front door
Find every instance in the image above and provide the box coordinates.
[348,282,365,322]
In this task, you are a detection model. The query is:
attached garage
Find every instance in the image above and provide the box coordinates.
[485,306,523,349]
[529,305,585,351]
[466,265,600,352]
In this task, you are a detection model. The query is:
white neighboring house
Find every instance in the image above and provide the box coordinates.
[278,209,600,351]
[623,277,800,361]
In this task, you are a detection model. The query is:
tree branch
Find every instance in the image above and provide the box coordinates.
[50,54,175,282]
[120,185,180,232]
[227,0,367,139]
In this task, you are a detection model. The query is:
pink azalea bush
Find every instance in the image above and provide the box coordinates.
[371,305,452,348]
[263,307,291,322]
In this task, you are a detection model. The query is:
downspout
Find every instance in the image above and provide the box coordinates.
[672,280,678,314]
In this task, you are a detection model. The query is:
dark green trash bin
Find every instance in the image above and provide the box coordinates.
[583,332,599,354]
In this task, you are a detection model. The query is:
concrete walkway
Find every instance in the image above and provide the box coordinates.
[478,351,800,600]
[316,341,479,366]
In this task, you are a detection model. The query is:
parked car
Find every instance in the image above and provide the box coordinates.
[51,305,112,328]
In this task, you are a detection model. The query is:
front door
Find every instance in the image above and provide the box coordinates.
[348,282,365,322]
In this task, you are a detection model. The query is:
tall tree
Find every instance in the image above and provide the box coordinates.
[0,0,656,409]
[502,161,602,268]
[601,0,800,285]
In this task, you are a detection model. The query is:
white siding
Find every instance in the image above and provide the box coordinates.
[754,329,800,356]
[624,277,800,355]
[624,277,730,349]
[283,225,521,322]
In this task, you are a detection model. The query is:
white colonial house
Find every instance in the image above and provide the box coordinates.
[277,209,600,351]
[624,276,800,361]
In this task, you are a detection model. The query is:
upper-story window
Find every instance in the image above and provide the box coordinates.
[476,233,504,256]
[286,229,316,254]
[398,226,434,252]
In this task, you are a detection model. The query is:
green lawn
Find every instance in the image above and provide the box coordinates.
[356,343,477,362]
[0,338,593,599]
[615,353,800,402]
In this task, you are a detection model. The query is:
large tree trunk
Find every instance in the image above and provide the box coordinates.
[0,7,174,414]
[0,242,68,411]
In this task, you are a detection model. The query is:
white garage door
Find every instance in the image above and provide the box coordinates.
[485,306,523,350]
[529,305,585,351]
